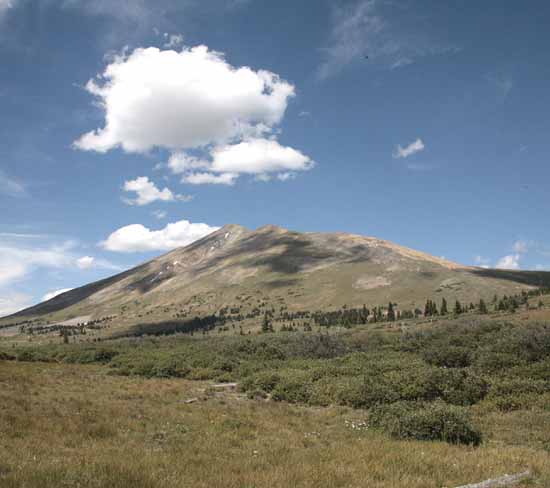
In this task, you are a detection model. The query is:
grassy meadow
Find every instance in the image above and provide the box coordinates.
[1,299,550,487]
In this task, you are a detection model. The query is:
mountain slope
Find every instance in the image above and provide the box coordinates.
[4,224,550,332]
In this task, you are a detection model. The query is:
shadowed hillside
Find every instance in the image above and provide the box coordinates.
[3,224,550,334]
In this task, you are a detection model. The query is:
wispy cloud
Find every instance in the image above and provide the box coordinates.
[0,170,26,197]
[318,0,459,79]
[486,73,514,99]
[0,0,17,18]
[393,138,425,159]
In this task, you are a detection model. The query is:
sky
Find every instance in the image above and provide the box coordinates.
[1,0,550,316]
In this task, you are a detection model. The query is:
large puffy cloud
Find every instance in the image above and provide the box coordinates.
[100,219,219,253]
[74,45,295,153]
[75,45,314,185]
[123,176,191,205]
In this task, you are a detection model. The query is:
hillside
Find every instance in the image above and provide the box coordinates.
[3,224,550,335]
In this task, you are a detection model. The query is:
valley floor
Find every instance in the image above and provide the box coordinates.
[0,361,548,488]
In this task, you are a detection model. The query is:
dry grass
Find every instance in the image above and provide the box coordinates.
[1,361,548,488]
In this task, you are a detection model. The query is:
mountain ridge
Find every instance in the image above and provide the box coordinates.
[3,224,550,332]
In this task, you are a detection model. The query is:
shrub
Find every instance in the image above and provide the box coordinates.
[369,401,482,446]
[422,346,472,368]
[270,371,312,403]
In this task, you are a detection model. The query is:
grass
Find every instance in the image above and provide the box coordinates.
[2,304,550,487]
[1,361,549,488]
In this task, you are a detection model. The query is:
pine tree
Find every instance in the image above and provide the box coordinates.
[440,298,448,315]
[478,298,488,314]
[387,302,395,321]
[454,300,462,315]
[261,312,273,333]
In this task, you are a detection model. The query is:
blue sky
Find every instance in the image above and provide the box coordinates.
[1,0,550,315]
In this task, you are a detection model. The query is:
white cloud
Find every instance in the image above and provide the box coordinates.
[182,172,238,185]
[0,241,76,286]
[100,219,219,253]
[42,288,74,302]
[152,210,167,220]
[496,254,521,270]
[122,176,192,205]
[0,292,33,318]
[0,0,15,16]
[486,73,514,99]
[76,256,95,269]
[74,45,295,153]
[0,237,121,289]
[512,240,528,254]
[318,0,459,79]
[167,152,210,174]
[0,170,26,197]
[210,138,313,174]
[163,33,184,49]
[474,255,490,268]
[173,138,313,184]
[393,138,425,159]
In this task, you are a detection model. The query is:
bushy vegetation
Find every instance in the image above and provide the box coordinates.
[369,401,483,445]
[4,314,549,447]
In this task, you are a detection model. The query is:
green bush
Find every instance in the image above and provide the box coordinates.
[369,401,482,446]
[422,346,472,368]
[270,371,312,403]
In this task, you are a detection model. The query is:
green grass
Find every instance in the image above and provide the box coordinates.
[0,361,548,488]
[1,312,549,486]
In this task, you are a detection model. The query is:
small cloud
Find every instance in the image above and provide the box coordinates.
[0,170,27,197]
[486,73,513,99]
[152,210,167,220]
[42,288,74,302]
[122,176,192,206]
[298,111,311,117]
[512,240,528,254]
[163,33,184,49]
[474,255,491,267]
[406,162,434,172]
[496,254,521,270]
[76,256,95,269]
[393,138,425,159]
[168,152,210,175]
[0,0,16,17]
[182,172,238,186]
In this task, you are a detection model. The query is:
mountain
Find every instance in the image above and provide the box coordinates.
[3,224,550,332]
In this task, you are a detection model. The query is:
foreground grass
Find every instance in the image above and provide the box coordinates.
[1,361,548,488]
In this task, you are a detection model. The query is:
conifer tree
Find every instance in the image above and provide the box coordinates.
[440,298,448,315]
[478,298,488,314]
[387,302,395,321]
[261,312,273,333]
[454,300,462,315]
